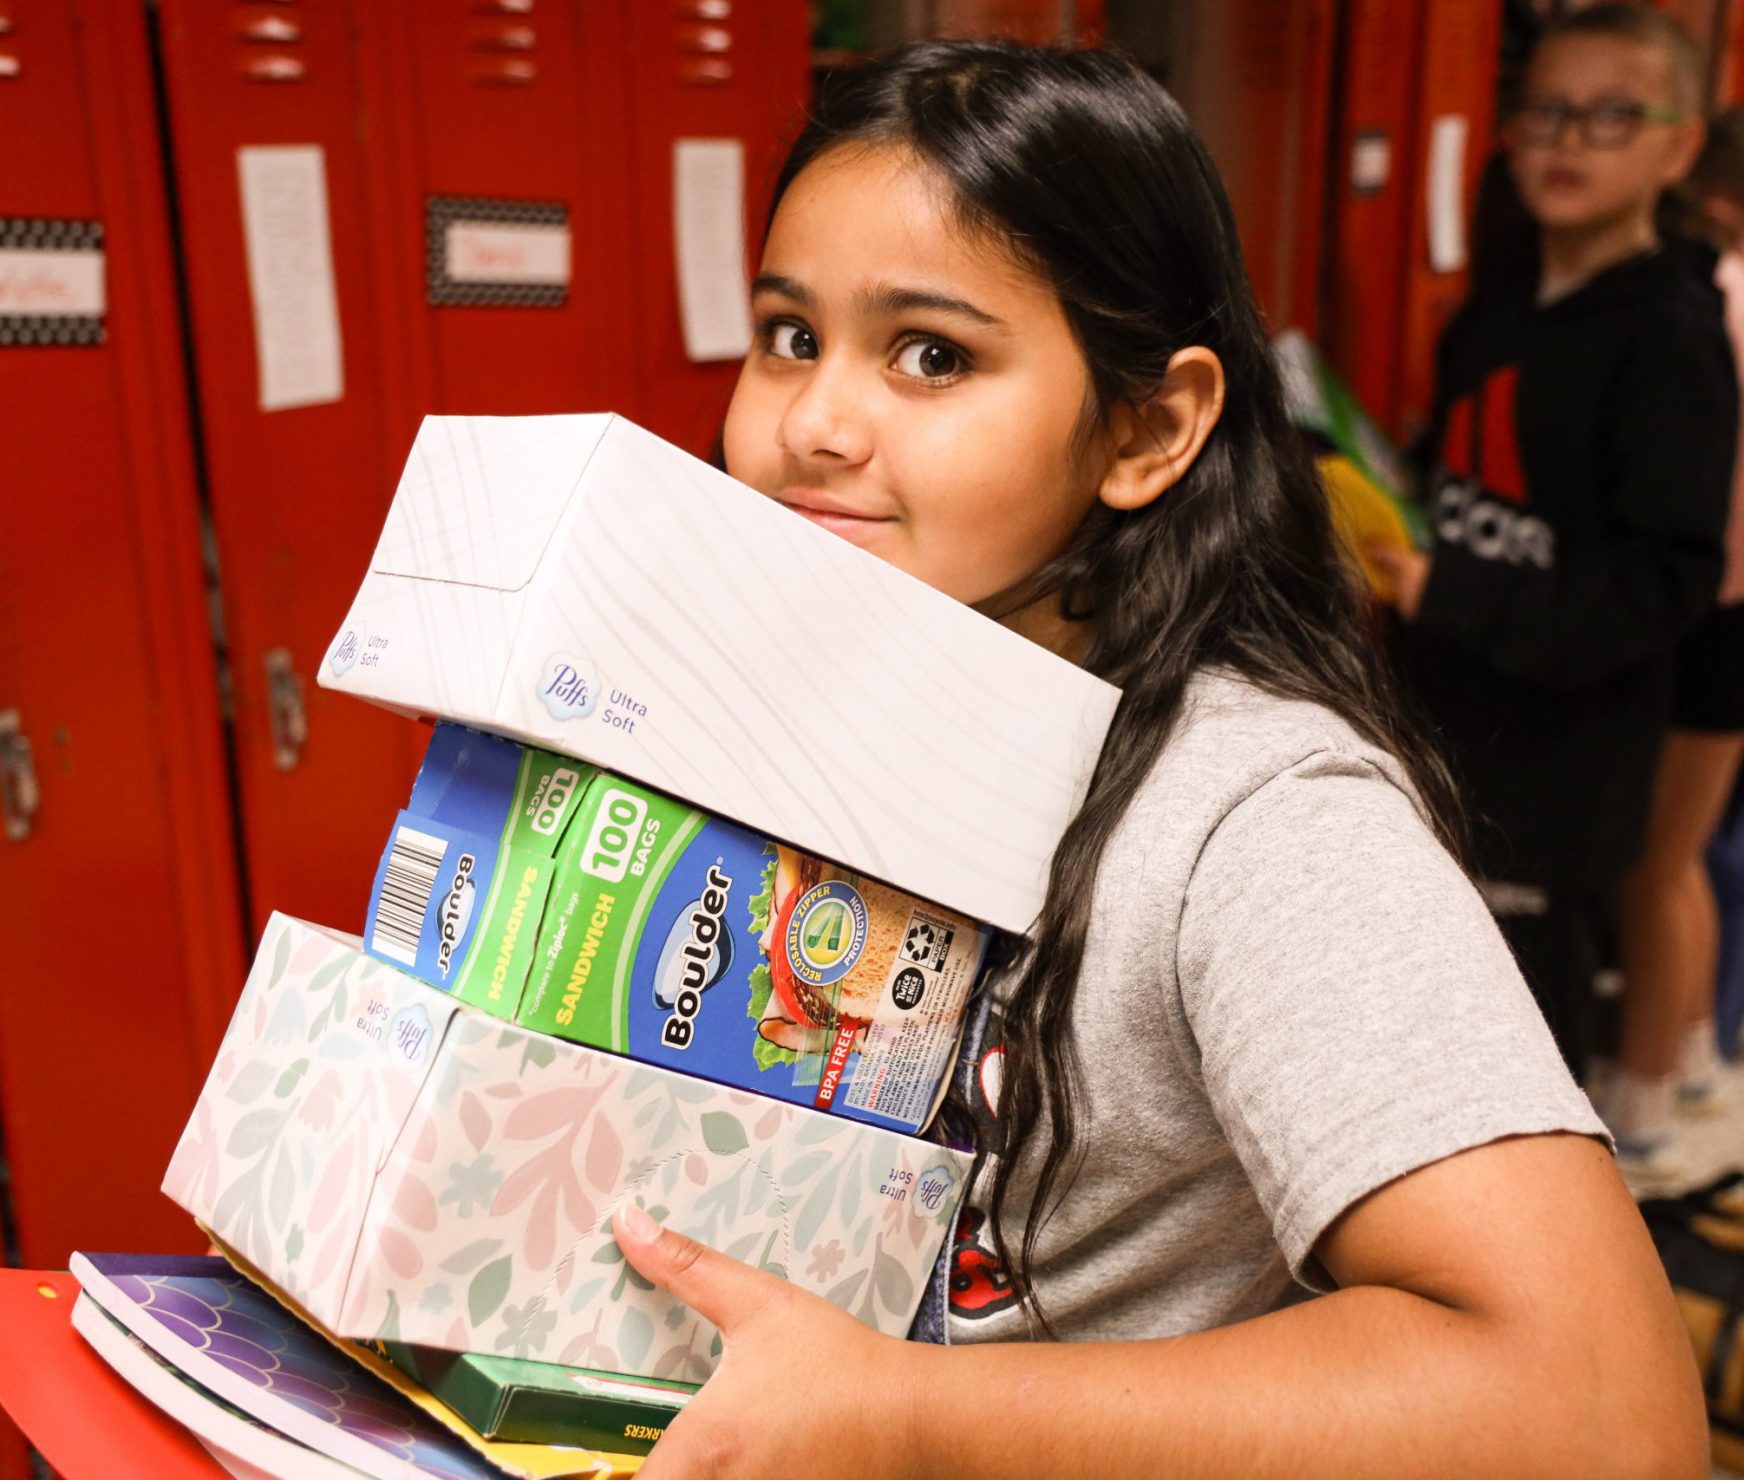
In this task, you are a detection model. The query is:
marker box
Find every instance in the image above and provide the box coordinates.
[379,1344,696,1454]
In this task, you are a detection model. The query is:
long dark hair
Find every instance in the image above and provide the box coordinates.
[771,41,1463,1330]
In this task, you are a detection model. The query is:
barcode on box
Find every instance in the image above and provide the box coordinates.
[371,823,449,966]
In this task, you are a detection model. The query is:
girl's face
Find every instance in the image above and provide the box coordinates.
[723,144,1109,606]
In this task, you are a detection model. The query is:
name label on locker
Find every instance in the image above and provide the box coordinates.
[427,198,570,309]
[444,222,571,286]
[0,219,106,347]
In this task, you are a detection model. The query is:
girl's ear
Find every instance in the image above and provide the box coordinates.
[1098,347,1226,512]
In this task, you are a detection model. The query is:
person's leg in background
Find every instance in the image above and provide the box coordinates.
[1488,883,1604,1084]
[1613,729,1744,1163]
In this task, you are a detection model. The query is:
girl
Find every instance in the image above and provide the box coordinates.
[612,41,1706,1477]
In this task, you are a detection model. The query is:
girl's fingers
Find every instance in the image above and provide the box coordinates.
[612,1202,787,1333]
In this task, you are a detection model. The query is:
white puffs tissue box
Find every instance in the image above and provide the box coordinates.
[317,413,1120,934]
[164,913,971,1382]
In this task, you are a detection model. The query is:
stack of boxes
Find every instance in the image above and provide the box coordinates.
[162,413,1120,1464]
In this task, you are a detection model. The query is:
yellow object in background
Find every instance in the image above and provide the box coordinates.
[1318,453,1413,605]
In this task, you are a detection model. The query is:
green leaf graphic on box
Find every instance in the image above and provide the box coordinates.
[440,1237,504,1275]
[307,954,349,999]
[226,1061,276,1105]
[794,1165,841,1250]
[781,1151,830,1185]
[825,1270,867,1309]
[745,965,800,1070]
[269,926,292,988]
[268,1146,293,1227]
[228,1107,287,1157]
[285,1224,304,1263]
[521,1037,556,1071]
[569,1276,607,1314]
[746,848,777,934]
[592,1241,624,1265]
[619,1305,655,1371]
[841,1171,861,1227]
[274,1059,309,1098]
[874,1248,913,1310]
[376,1288,402,1341]
[469,1255,514,1325]
[701,1112,749,1156]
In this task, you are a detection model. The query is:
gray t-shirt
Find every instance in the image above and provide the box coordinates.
[945,671,1605,1343]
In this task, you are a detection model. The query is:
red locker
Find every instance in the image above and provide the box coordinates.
[1324,0,1424,432]
[1154,0,1338,335]
[0,0,245,1285]
[1325,0,1500,441]
[152,0,427,939]
[351,0,640,438]
[1393,0,1502,440]
[623,0,813,457]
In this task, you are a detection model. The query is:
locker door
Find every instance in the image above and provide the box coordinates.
[1325,0,1499,441]
[1323,0,1423,432]
[624,0,812,458]
[153,0,425,939]
[1393,0,1502,441]
[351,0,639,434]
[0,0,244,1280]
[1140,0,1338,335]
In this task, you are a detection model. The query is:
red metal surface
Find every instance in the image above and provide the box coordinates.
[0,0,244,1283]
[350,0,640,437]
[1324,0,1426,435]
[1324,0,1499,442]
[623,0,813,457]
[153,0,426,940]
[1393,0,1502,441]
[1161,0,1339,335]
[0,1270,231,1480]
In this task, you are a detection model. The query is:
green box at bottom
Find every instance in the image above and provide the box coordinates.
[380,1342,697,1454]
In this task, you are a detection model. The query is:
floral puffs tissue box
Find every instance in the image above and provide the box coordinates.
[164,913,971,1383]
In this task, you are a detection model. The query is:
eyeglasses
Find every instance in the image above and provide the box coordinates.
[1512,97,1685,149]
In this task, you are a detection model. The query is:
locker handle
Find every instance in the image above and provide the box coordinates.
[264,649,308,772]
[0,709,38,844]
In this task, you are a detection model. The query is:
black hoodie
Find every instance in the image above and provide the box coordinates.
[1397,247,1735,890]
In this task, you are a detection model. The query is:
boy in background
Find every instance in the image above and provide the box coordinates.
[1373,6,1735,1125]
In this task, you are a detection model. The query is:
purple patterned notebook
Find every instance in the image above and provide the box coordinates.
[70,1254,534,1480]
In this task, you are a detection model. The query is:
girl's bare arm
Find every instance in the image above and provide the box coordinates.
[613,1132,1707,1480]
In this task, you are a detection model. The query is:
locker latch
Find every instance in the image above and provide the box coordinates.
[0,709,39,843]
[265,649,308,772]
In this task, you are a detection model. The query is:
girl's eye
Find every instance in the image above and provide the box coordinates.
[893,338,965,381]
[767,322,819,361]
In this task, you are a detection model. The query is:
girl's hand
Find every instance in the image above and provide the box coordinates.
[1364,544,1431,619]
[611,1203,928,1480]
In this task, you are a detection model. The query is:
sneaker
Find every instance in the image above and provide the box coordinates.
[1674,1078,1731,1119]
[1615,1132,1688,1194]
[1675,1064,1739,1120]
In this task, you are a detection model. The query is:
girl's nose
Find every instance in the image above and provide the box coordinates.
[776,362,874,466]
